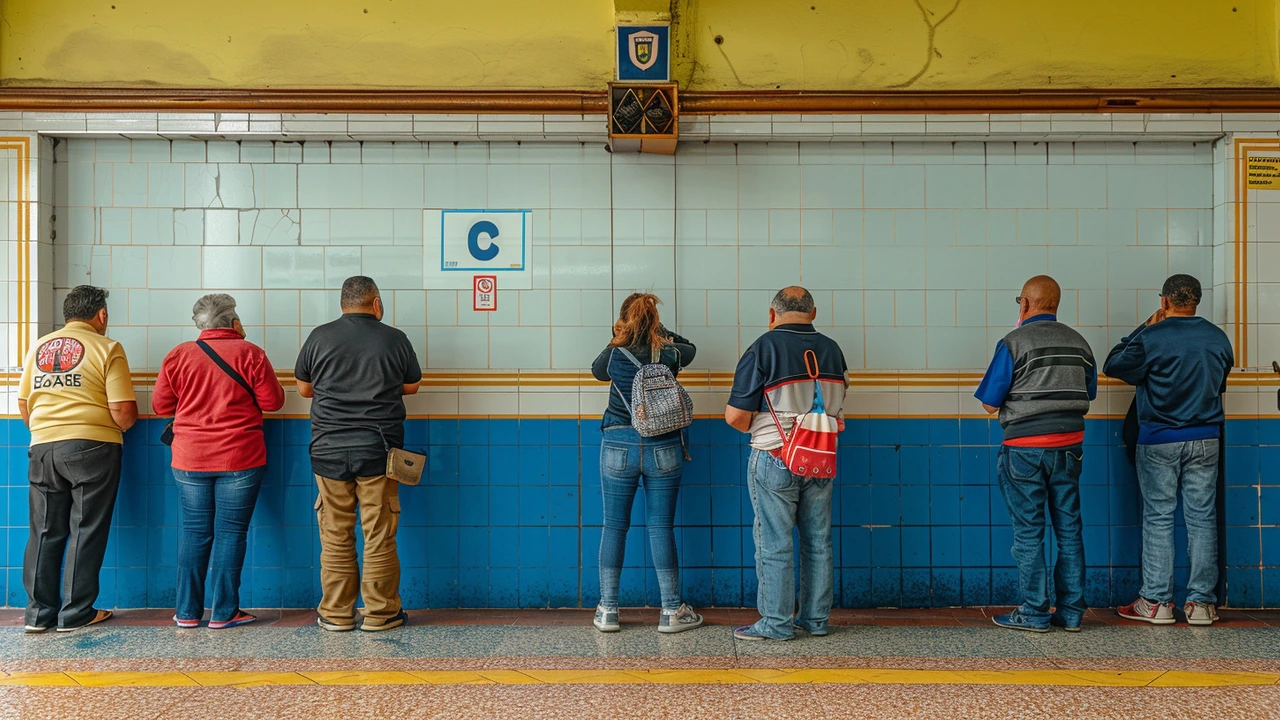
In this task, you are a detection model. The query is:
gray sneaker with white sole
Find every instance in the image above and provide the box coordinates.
[593,605,620,633]
[657,604,704,633]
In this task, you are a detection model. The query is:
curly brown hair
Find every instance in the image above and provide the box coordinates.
[609,293,669,354]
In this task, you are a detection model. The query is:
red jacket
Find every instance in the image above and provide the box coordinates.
[152,329,286,472]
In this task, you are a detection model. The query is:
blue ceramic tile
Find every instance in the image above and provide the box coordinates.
[930,485,960,525]
[549,419,579,446]
[402,567,430,607]
[517,486,549,525]
[900,446,929,484]
[840,446,870,484]
[548,487,578,526]
[901,568,931,606]
[932,568,962,605]
[928,447,960,485]
[549,447,579,484]
[901,527,930,567]
[489,528,518,567]
[489,568,519,607]
[960,527,990,567]
[459,527,488,567]
[930,527,960,567]
[1227,568,1262,607]
[428,527,460,566]
[712,526,742,567]
[459,568,489,606]
[1228,486,1262,526]
[518,419,550,446]
[871,568,901,606]
[1225,446,1260,486]
[1228,419,1260,447]
[518,446,549,485]
[489,419,519,445]
[928,419,960,446]
[869,419,899,446]
[843,419,871,446]
[429,419,460,447]
[869,486,900,525]
[488,446,519,484]
[1259,419,1280,445]
[404,419,429,447]
[900,488,930,525]
[1226,527,1261,566]
[427,486,460,526]
[959,419,988,446]
[869,448,898,485]
[459,485,489,526]
[899,419,930,445]
[710,485,740,526]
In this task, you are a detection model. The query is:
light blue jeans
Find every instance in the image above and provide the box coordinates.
[598,426,684,611]
[1136,439,1220,605]
[996,445,1086,624]
[744,449,834,639]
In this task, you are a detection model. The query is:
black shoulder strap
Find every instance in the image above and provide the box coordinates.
[196,340,261,411]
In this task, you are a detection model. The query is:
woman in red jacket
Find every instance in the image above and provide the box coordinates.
[153,294,285,629]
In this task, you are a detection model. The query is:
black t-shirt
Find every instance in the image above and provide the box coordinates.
[295,313,422,480]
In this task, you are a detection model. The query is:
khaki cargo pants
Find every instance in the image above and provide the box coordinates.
[314,473,402,627]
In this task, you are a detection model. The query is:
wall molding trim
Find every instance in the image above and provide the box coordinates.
[9,88,1280,115]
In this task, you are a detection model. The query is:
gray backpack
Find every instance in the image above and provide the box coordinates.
[614,347,694,437]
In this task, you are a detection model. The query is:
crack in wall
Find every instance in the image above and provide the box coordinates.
[889,0,963,89]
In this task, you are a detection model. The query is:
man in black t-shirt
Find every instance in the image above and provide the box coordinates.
[295,276,422,632]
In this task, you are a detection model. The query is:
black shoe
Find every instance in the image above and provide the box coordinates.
[360,610,408,632]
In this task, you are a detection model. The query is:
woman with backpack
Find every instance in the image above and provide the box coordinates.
[589,293,703,634]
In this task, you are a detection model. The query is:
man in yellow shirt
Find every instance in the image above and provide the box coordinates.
[17,285,138,633]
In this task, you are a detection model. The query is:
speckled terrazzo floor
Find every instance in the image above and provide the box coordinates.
[1,609,1278,719]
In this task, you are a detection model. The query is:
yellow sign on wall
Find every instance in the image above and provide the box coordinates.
[1247,155,1280,189]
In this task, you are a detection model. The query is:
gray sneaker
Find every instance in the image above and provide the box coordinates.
[1184,601,1219,626]
[593,605,620,633]
[657,604,704,634]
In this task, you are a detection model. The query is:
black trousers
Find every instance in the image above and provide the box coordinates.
[24,440,122,628]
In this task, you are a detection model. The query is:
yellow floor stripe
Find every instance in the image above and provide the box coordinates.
[0,669,1276,689]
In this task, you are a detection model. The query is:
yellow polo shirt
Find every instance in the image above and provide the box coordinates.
[18,322,136,445]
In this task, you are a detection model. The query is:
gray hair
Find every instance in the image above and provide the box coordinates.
[192,293,241,330]
[340,275,380,309]
[770,286,815,315]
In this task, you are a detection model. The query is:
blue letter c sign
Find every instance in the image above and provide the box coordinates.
[468,221,500,262]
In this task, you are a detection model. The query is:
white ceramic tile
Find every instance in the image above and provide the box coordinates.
[132,208,174,246]
[203,246,262,289]
[362,246,423,289]
[331,209,394,245]
[146,247,201,289]
[263,247,324,289]
[324,247,362,288]
[298,165,362,208]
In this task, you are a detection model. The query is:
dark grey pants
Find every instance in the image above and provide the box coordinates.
[24,440,123,629]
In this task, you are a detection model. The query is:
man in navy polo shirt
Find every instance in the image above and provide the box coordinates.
[1106,274,1232,626]
[976,275,1096,633]
[725,287,848,641]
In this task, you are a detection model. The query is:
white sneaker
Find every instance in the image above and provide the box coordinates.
[593,605,620,633]
[1184,601,1219,626]
[657,604,704,634]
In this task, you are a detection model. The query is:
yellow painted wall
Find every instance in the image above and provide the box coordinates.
[2,0,1278,90]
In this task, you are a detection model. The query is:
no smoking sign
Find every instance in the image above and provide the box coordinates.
[473,275,497,312]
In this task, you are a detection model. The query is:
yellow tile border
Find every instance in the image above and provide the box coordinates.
[0,668,1276,689]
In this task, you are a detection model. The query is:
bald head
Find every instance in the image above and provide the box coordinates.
[1019,275,1061,315]
[769,286,817,329]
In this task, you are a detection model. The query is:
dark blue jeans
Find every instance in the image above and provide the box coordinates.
[598,426,683,610]
[174,467,265,623]
[996,445,1086,624]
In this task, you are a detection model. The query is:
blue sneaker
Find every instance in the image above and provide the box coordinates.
[992,609,1050,633]
[734,625,794,641]
[792,620,829,637]
[1050,613,1082,633]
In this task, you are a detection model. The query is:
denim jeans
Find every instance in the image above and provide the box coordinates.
[1136,439,1220,605]
[996,445,1086,624]
[598,426,684,610]
[173,467,265,623]
[745,449,834,640]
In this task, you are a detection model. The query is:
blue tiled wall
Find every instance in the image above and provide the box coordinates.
[1,418,1276,609]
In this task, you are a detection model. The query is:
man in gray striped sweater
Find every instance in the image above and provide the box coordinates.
[976,276,1097,633]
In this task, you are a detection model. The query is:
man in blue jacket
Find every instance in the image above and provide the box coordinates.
[1105,274,1233,626]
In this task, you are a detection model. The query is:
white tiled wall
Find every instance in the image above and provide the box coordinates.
[48,138,1215,385]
